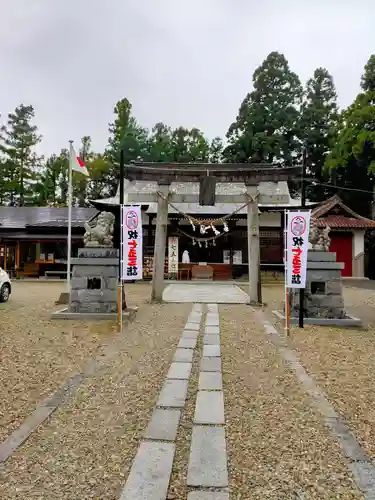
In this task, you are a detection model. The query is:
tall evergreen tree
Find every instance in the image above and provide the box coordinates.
[325,55,375,216]
[170,127,209,162]
[301,68,339,201]
[147,122,174,162]
[361,54,375,92]
[224,52,303,164]
[106,98,149,193]
[0,104,42,205]
[208,137,223,163]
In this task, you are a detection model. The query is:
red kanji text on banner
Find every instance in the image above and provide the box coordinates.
[122,206,143,280]
[286,211,311,288]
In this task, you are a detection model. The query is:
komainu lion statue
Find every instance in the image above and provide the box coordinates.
[309,218,331,251]
[84,211,115,247]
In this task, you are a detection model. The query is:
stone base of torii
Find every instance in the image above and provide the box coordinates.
[122,162,301,304]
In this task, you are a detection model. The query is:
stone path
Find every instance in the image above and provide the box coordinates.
[187,303,229,498]
[119,303,229,500]
[163,283,249,304]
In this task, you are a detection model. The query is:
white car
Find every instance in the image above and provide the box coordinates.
[0,268,11,302]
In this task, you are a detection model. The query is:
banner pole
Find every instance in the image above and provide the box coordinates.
[299,148,307,328]
[117,149,125,331]
[284,209,290,336]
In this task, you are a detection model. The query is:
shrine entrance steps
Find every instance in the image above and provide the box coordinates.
[162,283,249,304]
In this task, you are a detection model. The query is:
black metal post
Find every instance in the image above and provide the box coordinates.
[118,149,126,313]
[299,148,307,328]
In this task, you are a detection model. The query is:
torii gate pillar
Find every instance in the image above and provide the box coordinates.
[151,184,169,302]
[247,185,261,304]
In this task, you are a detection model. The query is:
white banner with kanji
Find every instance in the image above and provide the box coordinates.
[122,206,143,280]
[286,211,311,288]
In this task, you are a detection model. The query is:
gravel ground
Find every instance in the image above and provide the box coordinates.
[220,303,363,499]
[0,281,150,442]
[0,281,190,499]
[262,284,375,465]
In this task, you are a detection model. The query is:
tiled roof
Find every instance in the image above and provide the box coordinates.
[0,207,97,229]
[312,195,375,228]
[91,180,316,214]
[316,215,375,228]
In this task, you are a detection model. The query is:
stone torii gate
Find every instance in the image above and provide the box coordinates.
[123,162,300,303]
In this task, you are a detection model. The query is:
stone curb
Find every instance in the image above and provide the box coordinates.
[256,309,375,500]
[119,304,203,499]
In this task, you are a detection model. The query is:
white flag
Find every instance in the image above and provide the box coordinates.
[70,143,89,176]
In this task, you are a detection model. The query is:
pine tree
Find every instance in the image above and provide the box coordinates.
[0,104,42,205]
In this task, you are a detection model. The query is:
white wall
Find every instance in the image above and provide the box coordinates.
[236,212,281,227]
[353,229,365,257]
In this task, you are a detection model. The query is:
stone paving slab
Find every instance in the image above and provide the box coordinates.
[187,426,228,487]
[157,379,189,408]
[173,348,194,363]
[167,362,192,380]
[205,316,220,326]
[178,338,197,349]
[163,284,249,303]
[188,493,229,500]
[203,345,221,358]
[192,304,203,312]
[207,303,218,312]
[181,330,199,340]
[144,409,181,441]
[198,371,223,391]
[205,326,220,335]
[185,322,200,331]
[119,441,175,500]
[201,357,222,372]
[187,314,202,324]
[203,334,220,345]
[194,391,225,424]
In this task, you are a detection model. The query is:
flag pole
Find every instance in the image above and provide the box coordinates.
[67,140,73,294]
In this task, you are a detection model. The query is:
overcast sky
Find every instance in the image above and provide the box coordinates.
[1,0,374,156]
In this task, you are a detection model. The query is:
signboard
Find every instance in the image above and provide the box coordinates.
[223,250,230,264]
[122,206,143,280]
[233,250,242,265]
[286,211,311,288]
[168,237,179,274]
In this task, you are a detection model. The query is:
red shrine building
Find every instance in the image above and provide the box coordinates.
[311,195,375,278]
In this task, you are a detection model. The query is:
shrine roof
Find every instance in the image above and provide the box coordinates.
[315,215,375,228]
[91,180,315,214]
[312,195,375,228]
[0,207,96,229]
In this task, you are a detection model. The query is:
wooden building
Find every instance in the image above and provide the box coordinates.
[0,207,96,277]
[91,180,315,281]
[1,191,372,280]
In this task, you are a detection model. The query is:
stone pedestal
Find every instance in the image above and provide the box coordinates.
[51,247,137,321]
[291,250,345,319]
[69,248,119,314]
[273,250,361,326]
